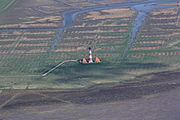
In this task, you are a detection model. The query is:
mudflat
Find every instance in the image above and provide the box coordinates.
[0,71,179,120]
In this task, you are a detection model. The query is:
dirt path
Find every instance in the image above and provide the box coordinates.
[42,60,77,76]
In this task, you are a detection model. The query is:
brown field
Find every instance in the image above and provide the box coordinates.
[73,23,129,27]
[85,8,136,20]
[132,46,161,50]
[135,40,165,44]
[151,8,178,15]
[128,51,180,58]
[72,29,127,33]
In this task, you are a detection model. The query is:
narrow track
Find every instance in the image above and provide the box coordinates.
[42,60,77,77]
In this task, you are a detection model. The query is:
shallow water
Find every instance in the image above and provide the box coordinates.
[125,2,177,53]
[52,0,178,51]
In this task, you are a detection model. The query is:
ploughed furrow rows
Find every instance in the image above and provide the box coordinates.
[128,51,180,58]
[53,8,135,61]
[128,6,180,68]
[0,3,64,82]
[0,30,56,54]
[83,8,135,20]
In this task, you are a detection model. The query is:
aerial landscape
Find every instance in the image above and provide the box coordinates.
[0,0,179,119]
